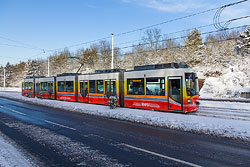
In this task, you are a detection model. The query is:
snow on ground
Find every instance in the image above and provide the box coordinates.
[0,131,38,167]
[4,121,124,167]
[0,91,250,142]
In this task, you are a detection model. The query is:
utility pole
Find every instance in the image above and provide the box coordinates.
[111,33,114,69]
[48,57,50,77]
[3,67,6,88]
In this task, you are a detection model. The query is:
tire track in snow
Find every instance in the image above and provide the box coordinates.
[3,120,126,167]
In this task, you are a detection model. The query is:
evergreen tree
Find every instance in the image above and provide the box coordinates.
[185,28,203,49]
[184,29,204,66]
[5,62,13,87]
[25,60,40,76]
[236,26,250,56]
[0,65,3,87]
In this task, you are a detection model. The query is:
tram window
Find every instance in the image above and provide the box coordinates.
[42,82,48,91]
[169,79,181,103]
[50,83,53,92]
[41,82,47,91]
[48,82,53,93]
[105,81,110,95]
[111,81,116,96]
[84,82,88,95]
[24,82,28,90]
[58,81,65,92]
[28,82,33,90]
[41,82,43,91]
[105,80,116,96]
[97,80,103,93]
[89,80,96,93]
[127,78,144,95]
[36,83,40,92]
[146,78,165,96]
[66,81,74,92]
[185,73,199,96]
[45,82,48,91]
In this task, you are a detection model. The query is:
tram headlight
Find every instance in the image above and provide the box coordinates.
[187,99,192,103]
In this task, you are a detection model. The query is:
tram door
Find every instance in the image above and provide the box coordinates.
[48,82,53,98]
[36,83,40,97]
[104,80,116,104]
[168,77,183,111]
[80,81,89,102]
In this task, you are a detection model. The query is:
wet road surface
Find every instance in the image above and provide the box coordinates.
[0,97,250,167]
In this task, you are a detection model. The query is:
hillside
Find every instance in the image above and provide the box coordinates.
[0,26,249,98]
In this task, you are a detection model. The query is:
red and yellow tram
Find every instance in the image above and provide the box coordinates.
[22,63,199,113]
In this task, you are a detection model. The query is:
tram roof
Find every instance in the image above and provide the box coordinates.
[131,63,188,71]
[57,73,79,77]
[95,68,125,74]
[24,76,46,79]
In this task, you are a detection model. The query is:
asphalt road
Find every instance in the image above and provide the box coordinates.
[0,97,250,167]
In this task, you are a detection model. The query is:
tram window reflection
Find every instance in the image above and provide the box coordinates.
[127,78,144,95]
[146,78,165,96]
[58,81,65,92]
[89,80,96,93]
[97,80,104,93]
[66,81,74,92]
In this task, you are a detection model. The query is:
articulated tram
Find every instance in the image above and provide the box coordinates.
[22,63,199,113]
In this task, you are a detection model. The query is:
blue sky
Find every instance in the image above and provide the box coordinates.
[0,0,249,66]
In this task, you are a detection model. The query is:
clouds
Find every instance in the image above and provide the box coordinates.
[143,0,208,12]
[121,0,211,13]
[121,0,250,16]
[121,0,250,26]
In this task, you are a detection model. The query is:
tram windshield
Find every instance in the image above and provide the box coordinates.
[185,73,199,96]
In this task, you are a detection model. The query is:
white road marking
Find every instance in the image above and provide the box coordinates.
[44,120,76,131]
[0,105,27,116]
[120,143,202,167]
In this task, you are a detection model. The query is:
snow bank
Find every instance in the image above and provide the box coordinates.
[0,87,21,92]
[0,131,37,167]
[0,92,250,142]
[200,57,250,98]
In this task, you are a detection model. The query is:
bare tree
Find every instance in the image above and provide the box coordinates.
[142,28,162,63]
[98,40,112,69]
